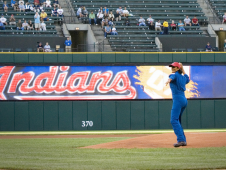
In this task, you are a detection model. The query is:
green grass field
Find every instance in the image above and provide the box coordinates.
[0,130,226,170]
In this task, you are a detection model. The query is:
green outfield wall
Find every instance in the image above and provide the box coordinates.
[0,52,226,131]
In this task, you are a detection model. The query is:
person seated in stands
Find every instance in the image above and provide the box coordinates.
[28,20,34,30]
[102,16,108,28]
[40,10,49,21]
[111,25,118,35]
[40,21,46,31]
[0,21,5,30]
[222,12,226,24]
[34,12,40,30]
[97,11,103,25]
[9,14,16,25]
[77,6,83,18]
[98,6,103,14]
[205,42,212,52]
[147,15,154,30]
[40,4,44,11]
[3,1,8,12]
[139,16,146,26]
[104,24,111,38]
[178,20,185,31]
[37,42,44,52]
[51,7,58,17]
[19,2,25,12]
[114,11,121,22]
[13,2,19,11]
[108,20,113,26]
[192,16,199,26]
[25,2,31,12]
[29,3,34,12]
[53,0,59,8]
[44,42,52,52]
[124,16,130,26]
[11,0,16,8]
[33,2,40,12]
[155,20,161,31]
[45,0,51,8]
[116,6,123,16]
[170,20,176,31]
[89,11,97,25]
[103,6,109,17]
[122,7,129,17]
[19,0,24,5]
[184,15,191,30]
[17,20,24,30]
[57,6,63,17]
[22,20,28,30]
[0,15,7,25]
[108,11,114,22]
[82,6,88,17]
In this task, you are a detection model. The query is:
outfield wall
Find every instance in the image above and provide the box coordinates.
[0,52,226,131]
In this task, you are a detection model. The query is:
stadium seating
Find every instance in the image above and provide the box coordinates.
[73,0,207,51]
[209,0,226,21]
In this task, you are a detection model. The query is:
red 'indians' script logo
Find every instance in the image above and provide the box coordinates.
[0,66,137,100]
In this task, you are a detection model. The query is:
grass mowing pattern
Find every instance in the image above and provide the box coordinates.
[0,138,225,170]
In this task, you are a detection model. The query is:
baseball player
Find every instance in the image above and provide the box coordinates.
[165,62,189,147]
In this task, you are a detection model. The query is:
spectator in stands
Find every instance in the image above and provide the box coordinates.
[122,7,129,17]
[97,11,103,25]
[82,6,88,17]
[19,0,24,5]
[77,6,83,18]
[224,39,226,52]
[102,16,108,29]
[170,20,176,31]
[19,2,25,12]
[65,37,72,52]
[103,6,109,17]
[30,3,34,12]
[34,12,40,30]
[40,21,46,31]
[206,42,212,52]
[13,2,19,11]
[11,0,16,8]
[37,42,44,52]
[3,1,8,12]
[108,11,114,22]
[44,42,52,52]
[53,0,59,8]
[147,15,154,30]
[114,11,121,22]
[40,4,44,11]
[98,7,103,14]
[45,0,51,7]
[33,2,40,12]
[40,10,49,21]
[0,15,7,25]
[25,2,31,12]
[116,6,123,16]
[163,19,169,34]
[104,24,111,38]
[39,0,45,5]
[108,20,113,26]
[111,25,118,35]
[89,11,97,25]
[22,20,29,30]
[0,21,5,30]
[139,16,146,26]
[155,20,161,31]
[184,15,191,30]
[9,14,16,25]
[192,16,199,26]
[17,19,24,30]
[28,20,34,30]
[178,20,185,31]
[51,7,58,17]
[222,12,226,24]
[124,16,130,26]
[57,6,63,17]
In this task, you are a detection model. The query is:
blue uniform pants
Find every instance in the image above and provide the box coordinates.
[170,95,187,142]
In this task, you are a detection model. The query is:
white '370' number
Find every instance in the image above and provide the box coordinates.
[82,121,93,127]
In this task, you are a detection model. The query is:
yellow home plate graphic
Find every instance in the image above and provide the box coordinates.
[134,66,200,99]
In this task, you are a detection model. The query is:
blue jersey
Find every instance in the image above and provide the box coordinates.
[65,40,72,46]
[169,71,189,96]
